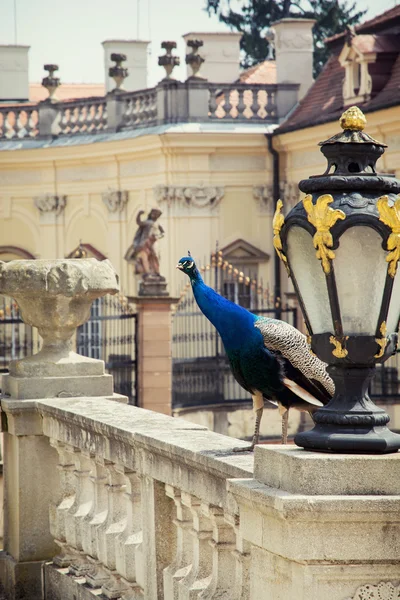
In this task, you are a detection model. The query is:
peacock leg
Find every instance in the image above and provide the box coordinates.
[233,393,264,452]
[281,408,289,444]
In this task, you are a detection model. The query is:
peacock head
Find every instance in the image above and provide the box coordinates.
[176,252,198,278]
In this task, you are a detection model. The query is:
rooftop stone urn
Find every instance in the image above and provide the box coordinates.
[0,258,119,399]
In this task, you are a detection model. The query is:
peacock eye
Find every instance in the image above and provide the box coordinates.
[187,261,194,268]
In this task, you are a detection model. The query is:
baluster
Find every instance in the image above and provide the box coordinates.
[178,493,213,599]
[115,469,144,598]
[123,99,133,128]
[136,94,144,126]
[59,108,69,134]
[225,513,251,600]
[208,86,218,118]
[92,103,101,131]
[25,109,34,138]
[250,88,260,119]
[142,94,150,124]
[200,506,237,599]
[85,459,110,589]
[237,88,246,118]
[222,88,232,119]
[16,110,26,138]
[98,463,129,598]
[5,110,16,139]
[66,450,94,576]
[102,102,108,130]
[266,88,276,118]
[163,485,193,600]
[49,440,78,567]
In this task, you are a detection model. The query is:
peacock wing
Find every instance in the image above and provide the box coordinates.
[254,317,334,400]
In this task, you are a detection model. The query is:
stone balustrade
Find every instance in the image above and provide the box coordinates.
[1,258,399,600]
[0,80,300,141]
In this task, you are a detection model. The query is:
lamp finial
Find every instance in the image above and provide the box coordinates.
[340,106,367,131]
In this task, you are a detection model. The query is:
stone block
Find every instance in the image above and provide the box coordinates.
[0,552,44,600]
[254,445,400,495]
[3,373,113,400]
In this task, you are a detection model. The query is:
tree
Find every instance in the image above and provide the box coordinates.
[206,0,367,76]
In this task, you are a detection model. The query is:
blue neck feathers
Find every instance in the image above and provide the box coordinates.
[188,268,260,349]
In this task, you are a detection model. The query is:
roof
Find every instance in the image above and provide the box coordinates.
[325,5,400,43]
[276,6,400,134]
[239,60,276,84]
[29,82,105,102]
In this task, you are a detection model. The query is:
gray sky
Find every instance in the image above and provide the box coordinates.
[0,0,398,87]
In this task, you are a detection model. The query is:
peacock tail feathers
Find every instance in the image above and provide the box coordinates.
[254,317,334,396]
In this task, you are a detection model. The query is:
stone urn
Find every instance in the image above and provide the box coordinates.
[0,258,119,399]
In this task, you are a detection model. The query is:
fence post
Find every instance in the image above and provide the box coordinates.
[106,92,125,132]
[132,295,180,415]
[38,100,60,137]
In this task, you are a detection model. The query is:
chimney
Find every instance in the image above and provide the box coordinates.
[182,32,242,83]
[0,45,30,101]
[102,40,149,92]
[272,19,315,100]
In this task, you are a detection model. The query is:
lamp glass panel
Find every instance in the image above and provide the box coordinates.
[334,225,387,335]
[387,269,400,333]
[287,226,333,333]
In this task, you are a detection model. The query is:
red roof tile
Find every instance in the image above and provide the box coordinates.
[276,7,400,134]
[325,5,400,43]
[239,60,277,84]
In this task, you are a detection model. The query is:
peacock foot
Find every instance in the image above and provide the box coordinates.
[232,444,255,453]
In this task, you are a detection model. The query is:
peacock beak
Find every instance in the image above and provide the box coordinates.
[176,263,184,270]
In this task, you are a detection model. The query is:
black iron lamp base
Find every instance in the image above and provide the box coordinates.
[295,365,400,454]
[295,424,400,454]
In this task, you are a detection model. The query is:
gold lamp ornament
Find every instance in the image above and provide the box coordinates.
[274,106,400,453]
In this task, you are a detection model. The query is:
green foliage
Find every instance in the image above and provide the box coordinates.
[206,0,367,77]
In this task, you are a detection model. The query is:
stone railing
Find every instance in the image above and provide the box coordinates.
[120,88,158,129]
[0,105,39,139]
[208,83,277,121]
[0,80,299,141]
[57,97,108,135]
[1,258,398,600]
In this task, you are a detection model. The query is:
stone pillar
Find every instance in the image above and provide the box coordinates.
[0,258,120,600]
[272,18,315,100]
[102,40,149,93]
[229,445,400,600]
[133,295,179,415]
[182,32,242,83]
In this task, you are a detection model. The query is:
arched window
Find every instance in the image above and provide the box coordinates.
[0,246,36,262]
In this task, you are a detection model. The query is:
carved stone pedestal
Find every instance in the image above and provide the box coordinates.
[229,446,400,600]
[138,275,168,297]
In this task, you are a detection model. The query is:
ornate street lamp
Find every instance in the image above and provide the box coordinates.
[274,106,400,453]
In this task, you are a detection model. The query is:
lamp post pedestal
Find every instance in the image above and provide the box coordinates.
[295,365,400,453]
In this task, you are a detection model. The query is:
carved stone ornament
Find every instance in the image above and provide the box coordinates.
[155,185,224,210]
[253,182,299,212]
[345,581,400,600]
[102,189,129,213]
[34,194,67,216]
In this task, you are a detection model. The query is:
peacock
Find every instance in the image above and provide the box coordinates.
[177,253,334,451]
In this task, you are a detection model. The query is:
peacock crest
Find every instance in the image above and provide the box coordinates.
[377,194,400,278]
[303,194,346,274]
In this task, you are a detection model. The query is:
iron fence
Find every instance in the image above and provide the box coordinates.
[0,293,138,404]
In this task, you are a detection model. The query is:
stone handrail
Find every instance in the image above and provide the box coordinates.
[57,97,108,135]
[0,104,39,139]
[208,82,278,121]
[119,88,158,129]
[2,395,253,599]
[0,80,300,140]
